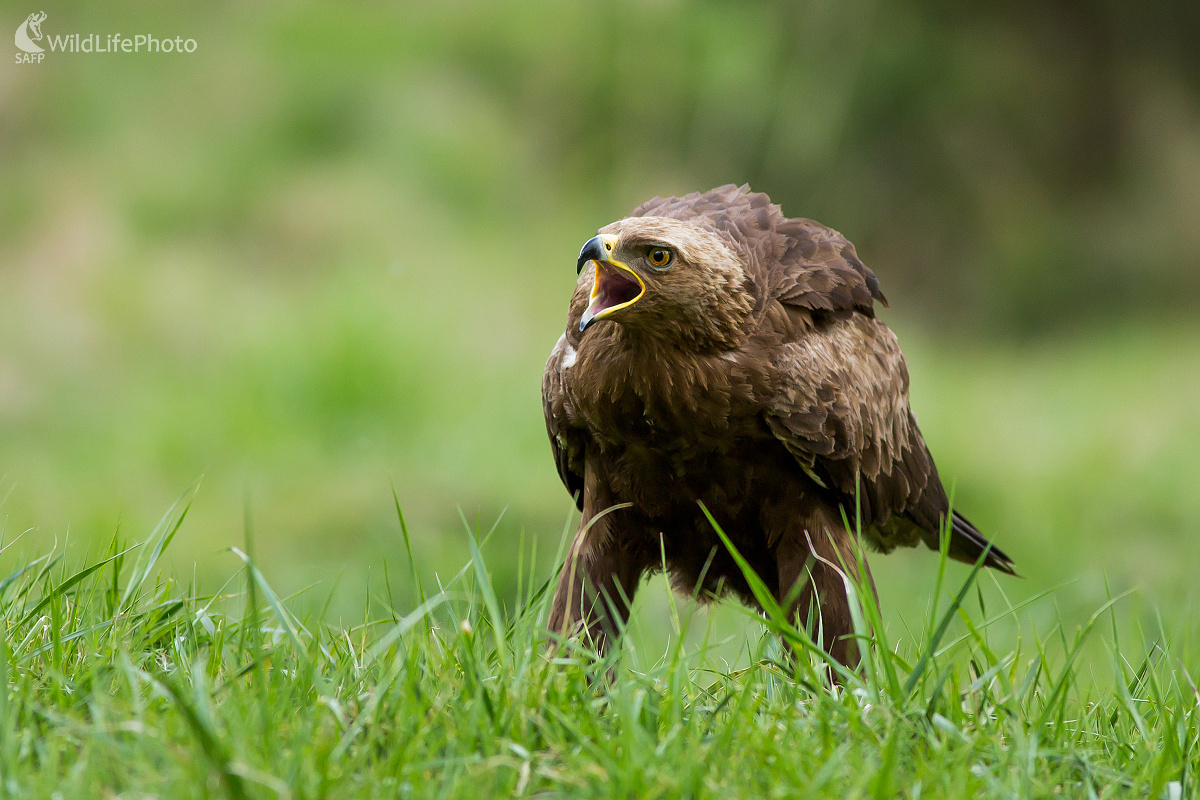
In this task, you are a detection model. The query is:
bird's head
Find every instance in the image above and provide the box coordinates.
[573,216,754,349]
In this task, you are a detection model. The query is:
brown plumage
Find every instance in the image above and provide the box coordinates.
[543,184,1015,665]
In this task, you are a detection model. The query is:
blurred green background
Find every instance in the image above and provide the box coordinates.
[2,1,1199,637]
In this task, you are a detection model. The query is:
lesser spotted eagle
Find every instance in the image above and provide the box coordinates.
[543,185,1014,664]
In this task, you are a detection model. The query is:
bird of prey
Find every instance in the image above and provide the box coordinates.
[543,184,1014,665]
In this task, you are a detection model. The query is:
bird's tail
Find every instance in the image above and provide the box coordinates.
[945,510,1017,576]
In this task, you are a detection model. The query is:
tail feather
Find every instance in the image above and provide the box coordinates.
[946,510,1018,576]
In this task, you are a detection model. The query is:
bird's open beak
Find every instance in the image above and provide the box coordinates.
[576,234,645,332]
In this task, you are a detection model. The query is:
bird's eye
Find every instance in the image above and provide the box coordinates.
[647,247,673,268]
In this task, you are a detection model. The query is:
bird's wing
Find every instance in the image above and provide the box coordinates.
[764,313,1016,574]
[770,218,887,317]
[543,334,585,510]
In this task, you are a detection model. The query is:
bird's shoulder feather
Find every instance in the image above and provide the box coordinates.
[763,217,886,317]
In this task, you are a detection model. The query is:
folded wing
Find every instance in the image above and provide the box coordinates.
[764,223,1015,574]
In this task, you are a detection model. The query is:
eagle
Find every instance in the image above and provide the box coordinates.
[543,184,1015,665]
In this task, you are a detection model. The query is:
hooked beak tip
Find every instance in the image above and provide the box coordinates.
[576,234,615,274]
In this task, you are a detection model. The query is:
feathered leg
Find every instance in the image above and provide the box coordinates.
[547,465,646,656]
[772,502,876,668]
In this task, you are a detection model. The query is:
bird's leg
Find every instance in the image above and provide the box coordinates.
[547,503,643,658]
[775,517,875,669]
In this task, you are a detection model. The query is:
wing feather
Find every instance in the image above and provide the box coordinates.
[543,335,585,510]
[765,313,1015,574]
[771,219,887,316]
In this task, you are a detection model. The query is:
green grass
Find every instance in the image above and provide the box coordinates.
[2,492,1196,799]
